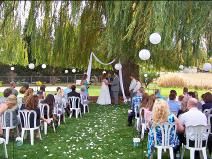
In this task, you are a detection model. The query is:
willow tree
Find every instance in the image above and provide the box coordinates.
[0,1,211,92]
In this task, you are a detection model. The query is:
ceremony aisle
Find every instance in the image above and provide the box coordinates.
[5,104,189,159]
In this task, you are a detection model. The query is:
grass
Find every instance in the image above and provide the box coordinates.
[3,104,191,159]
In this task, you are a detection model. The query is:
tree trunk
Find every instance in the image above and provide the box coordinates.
[122,59,139,97]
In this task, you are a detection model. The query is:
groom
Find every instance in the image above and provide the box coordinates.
[111,72,120,105]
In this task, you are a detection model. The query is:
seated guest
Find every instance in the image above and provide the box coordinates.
[40,94,58,124]
[167,92,180,115]
[144,94,155,129]
[10,81,18,96]
[178,95,184,106]
[147,99,179,158]
[177,98,208,159]
[0,88,13,104]
[202,92,212,112]
[23,88,34,104]
[67,85,83,113]
[183,87,189,97]
[37,85,46,99]
[63,84,72,98]
[20,95,41,128]
[54,88,66,116]
[127,90,142,126]
[80,86,89,112]
[0,95,18,135]
[154,89,165,100]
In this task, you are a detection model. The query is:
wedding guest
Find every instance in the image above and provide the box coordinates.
[20,95,41,128]
[68,85,83,113]
[144,94,156,129]
[177,98,207,159]
[154,89,165,100]
[81,74,89,96]
[23,88,34,104]
[147,99,179,158]
[202,92,212,111]
[63,84,72,98]
[10,81,18,96]
[40,94,58,123]
[0,95,18,135]
[133,79,142,94]
[0,88,12,104]
[37,85,46,99]
[167,92,180,115]
[127,89,142,126]
[183,87,189,97]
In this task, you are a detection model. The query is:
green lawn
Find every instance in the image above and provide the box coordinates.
[3,104,192,159]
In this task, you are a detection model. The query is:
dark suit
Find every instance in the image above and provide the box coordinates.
[67,90,83,113]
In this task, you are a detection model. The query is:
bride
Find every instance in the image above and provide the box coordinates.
[97,73,111,105]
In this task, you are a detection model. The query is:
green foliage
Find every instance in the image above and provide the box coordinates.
[0,1,211,71]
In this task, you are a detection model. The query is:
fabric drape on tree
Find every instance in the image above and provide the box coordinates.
[86,52,127,102]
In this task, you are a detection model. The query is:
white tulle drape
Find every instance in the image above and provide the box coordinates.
[86,52,127,102]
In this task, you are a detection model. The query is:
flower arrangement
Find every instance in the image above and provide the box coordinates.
[36,81,42,86]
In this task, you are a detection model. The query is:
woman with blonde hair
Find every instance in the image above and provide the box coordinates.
[147,99,179,158]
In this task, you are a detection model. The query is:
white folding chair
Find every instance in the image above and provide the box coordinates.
[68,97,81,118]
[181,125,210,159]
[152,123,176,159]
[139,108,146,139]
[0,138,8,158]
[1,110,18,144]
[203,108,212,118]
[39,103,55,135]
[134,105,140,131]
[80,95,89,114]
[54,102,66,125]
[19,110,42,145]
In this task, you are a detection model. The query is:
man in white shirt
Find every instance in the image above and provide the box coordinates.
[176,98,207,159]
[129,75,137,100]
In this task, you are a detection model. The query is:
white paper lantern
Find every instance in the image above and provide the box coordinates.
[102,71,106,74]
[72,68,76,73]
[65,70,69,74]
[28,63,35,70]
[149,33,161,44]
[115,63,122,70]
[144,73,148,77]
[203,63,212,72]
[179,65,184,70]
[41,64,46,69]
[139,49,151,60]
[11,67,15,71]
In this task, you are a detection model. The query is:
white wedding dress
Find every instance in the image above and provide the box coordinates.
[97,79,111,105]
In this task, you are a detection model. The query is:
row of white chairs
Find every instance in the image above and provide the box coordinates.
[134,107,212,159]
[0,96,89,158]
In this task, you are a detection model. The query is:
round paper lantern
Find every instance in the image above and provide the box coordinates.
[179,65,184,70]
[102,71,106,74]
[72,68,76,73]
[203,63,212,72]
[144,73,148,78]
[65,70,69,74]
[115,63,122,70]
[149,32,161,44]
[11,67,15,71]
[41,64,46,69]
[28,63,35,70]
[139,49,151,60]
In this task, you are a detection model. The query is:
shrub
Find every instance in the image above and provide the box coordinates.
[157,75,187,87]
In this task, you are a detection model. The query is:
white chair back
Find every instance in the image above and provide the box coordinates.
[203,108,212,117]
[68,97,80,109]
[185,125,210,149]
[1,110,15,128]
[19,110,38,129]
[208,114,212,134]
[152,123,176,147]
[39,103,50,119]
